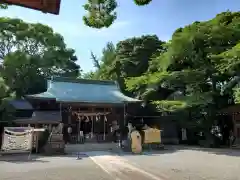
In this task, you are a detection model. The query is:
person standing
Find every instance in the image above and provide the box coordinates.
[67,125,72,144]
[229,130,236,147]
[181,128,187,141]
[111,121,119,142]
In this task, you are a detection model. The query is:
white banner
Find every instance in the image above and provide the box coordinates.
[1,127,33,152]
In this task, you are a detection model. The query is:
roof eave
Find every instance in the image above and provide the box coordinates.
[14,119,60,124]
[25,95,56,100]
[58,100,142,105]
[58,100,125,105]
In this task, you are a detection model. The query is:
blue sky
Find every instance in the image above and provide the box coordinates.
[0,0,239,73]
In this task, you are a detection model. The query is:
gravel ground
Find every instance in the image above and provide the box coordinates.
[0,153,161,180]
[0,147,240,180]
[117,146,240,180]
[0,154,112,180]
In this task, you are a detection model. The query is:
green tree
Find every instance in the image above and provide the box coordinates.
[78,11,240,145]
[0,3,7,9]
[126,12,240,112]
[116,35,164,77]
[92,42,117,80]
[0,77,9,99]
[83,0,152,29]
[87,36,164,93]
[213,42,240,103]
[0,18,81,96]
[91,51,100,69]
[82,42,117,81]
[82,71,96,79]
[2,0,153,29]
[1,51,43,97]
[0,76,14,125]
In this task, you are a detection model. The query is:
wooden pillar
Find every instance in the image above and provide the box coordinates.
[111,107,116,124]
[103,107,106,141]
[68,107,71,125]
[77,107,81,142]
[60,103,62,123]
[91,107,94,138]
[233,113,237,137]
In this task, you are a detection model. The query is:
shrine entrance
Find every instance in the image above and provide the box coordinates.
[62,105,121,144]
[218,105,240,148]
[73,112,111,143]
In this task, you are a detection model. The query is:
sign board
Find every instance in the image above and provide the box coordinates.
[143,128,161,144]
[1,127,33,152]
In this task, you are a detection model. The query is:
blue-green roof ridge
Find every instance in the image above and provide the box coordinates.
[50,77,117,86]
[26,77,141,104]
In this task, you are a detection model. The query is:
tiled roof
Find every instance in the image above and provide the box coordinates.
[8,99,33,110]
[14,111,61,124]
[26,77,141,104]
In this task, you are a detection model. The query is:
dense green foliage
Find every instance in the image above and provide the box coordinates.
[85,11,240,132]
[83,0,118,29]
[1,0,152,29]
[0,18,81,97]
[83,0,152,28]
[0,9,239,143]
[0,17,81,124]
[0,4,7,9]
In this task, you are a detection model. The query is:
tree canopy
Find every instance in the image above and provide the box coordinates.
[124,12,240,111]
[0,9,240,143]
[83,0,152,28]
[0,17,81,97]
[84,11,240,132]
[1,0,153,29]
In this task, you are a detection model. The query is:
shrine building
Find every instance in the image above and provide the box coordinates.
[22,77,141,144]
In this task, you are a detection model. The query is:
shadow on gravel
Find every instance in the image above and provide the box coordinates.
[39,152,89,160]
[117,148,178,157]
[15,145,238,161]
[162,145,240,157]
[63,148,178,159]
[110,145,240,157]
[0,154,49,163]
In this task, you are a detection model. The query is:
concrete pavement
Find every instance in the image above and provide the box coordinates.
[86,151,164,180]
[0,152,164,180]
[1,148,240,180]
[116,148,240,180]
[0,154,112,180]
